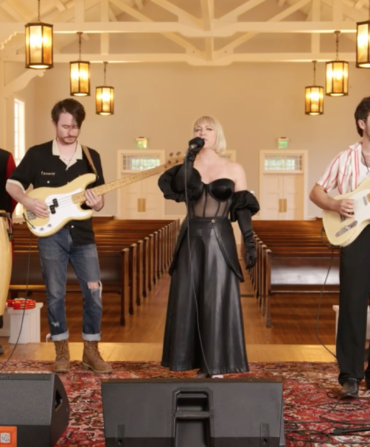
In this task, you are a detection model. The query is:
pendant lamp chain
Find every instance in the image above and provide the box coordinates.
[78,31,82,60]
[335,30,340,60]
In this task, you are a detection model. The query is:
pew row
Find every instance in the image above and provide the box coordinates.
[9,219,179,326]
[249,220,340,327]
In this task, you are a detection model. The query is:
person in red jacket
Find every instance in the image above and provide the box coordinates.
[0,148,17,355]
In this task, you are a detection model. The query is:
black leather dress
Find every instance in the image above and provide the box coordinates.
[158,166,259,375]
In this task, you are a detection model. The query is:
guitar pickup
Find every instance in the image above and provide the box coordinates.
[49,205,56,214]
[335,220,358,237]
[52,198,59,208]
[27,211,36,220]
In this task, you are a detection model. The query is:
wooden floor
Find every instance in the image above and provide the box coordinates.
[0,269,338,363]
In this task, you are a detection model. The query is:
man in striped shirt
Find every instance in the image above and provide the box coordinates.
[310,96,370,399]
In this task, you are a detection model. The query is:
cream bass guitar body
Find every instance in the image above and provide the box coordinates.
[322,176,370,247]
[24,154,183,237]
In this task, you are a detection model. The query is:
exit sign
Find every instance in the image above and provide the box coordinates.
[278,138,289,149]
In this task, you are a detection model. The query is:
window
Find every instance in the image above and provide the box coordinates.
[14,99,25,218]
[264,154,303,172]
[122,154,161,171]
[14,99,25,166]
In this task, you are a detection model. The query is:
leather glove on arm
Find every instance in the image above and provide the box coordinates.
[236,207,256,269]
[171,137,204,193]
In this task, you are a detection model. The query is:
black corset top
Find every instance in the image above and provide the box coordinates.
[206,178,234,201]
[189,178,235,218]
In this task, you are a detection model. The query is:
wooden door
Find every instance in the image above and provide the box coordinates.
[259,151,307,220]
[117,151,165,219]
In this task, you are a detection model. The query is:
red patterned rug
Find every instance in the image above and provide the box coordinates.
[1,361,370,446]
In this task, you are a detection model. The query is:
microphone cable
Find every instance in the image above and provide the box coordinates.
[0,217,32,372]
[184,151,211,377]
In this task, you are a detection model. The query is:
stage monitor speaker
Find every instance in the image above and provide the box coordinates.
[0,373,69,447]
[101,378,285,447]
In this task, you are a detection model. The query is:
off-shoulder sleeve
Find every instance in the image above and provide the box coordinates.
[158,165,203,203]
[230,190,260,221]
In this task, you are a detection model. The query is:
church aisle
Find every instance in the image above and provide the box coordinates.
[0,270,338,363]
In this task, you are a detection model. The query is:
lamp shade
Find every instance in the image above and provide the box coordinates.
[25,22,53,69]
[325,61,348,96]
[357,21,370,67]
[96,86,114,115]
[305,86,324,115]
[70,61,90,96]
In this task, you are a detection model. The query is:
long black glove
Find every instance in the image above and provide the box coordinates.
[236,207,256,269]
[171,137,204,193]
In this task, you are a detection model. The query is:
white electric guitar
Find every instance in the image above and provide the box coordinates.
[24,153,184,237]
[322,176,370,247]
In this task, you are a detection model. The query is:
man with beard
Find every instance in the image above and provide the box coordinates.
[6,98,111,374]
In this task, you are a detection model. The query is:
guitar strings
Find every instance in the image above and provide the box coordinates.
[29,159,183,219]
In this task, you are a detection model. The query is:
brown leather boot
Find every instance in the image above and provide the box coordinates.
[82,341,112,373]
[53,340,70,373]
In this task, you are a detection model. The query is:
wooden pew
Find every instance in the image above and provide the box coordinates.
[10,218,179,325]
[9,248,130,325]
[250,220,340,327]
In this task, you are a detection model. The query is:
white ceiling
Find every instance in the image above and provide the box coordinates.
[0,0,368,66]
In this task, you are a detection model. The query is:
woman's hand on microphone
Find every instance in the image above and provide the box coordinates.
[187,137,204,162]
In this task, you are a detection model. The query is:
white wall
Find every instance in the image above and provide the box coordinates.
[4,60,370,217]
[3,62,37,152]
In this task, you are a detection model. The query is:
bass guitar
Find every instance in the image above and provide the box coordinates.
[322,176,370,247]
[23,153,184,237]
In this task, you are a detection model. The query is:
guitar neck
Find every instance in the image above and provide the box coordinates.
[72,164,168,204]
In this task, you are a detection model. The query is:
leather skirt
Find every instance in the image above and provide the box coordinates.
[161,217,249,375]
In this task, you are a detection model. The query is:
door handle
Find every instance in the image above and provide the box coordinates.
[137,198,146,212]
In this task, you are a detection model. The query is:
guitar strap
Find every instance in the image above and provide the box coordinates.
[81,145,99,178]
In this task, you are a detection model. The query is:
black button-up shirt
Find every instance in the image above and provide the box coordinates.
[8,140,105,245]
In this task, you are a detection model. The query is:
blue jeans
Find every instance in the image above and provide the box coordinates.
[38,228,102,342]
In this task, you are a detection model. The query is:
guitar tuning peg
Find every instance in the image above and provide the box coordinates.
[176,152,181,156]
[169,152,173,156]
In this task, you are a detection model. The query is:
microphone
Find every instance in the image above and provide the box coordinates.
[188,137,205,151]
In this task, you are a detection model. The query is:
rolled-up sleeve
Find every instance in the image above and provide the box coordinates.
[317,153,343,193]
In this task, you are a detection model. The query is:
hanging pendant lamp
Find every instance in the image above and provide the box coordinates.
[326,31,349,97]
[305,61,324,116]
[356,0,370,67]
[96,62,115,116]
[25,0,53,69]
[70,32,90,96]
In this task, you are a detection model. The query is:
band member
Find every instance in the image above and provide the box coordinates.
[310,96,370,398]
[0,148,16,355]
[6,99,112,373]
[158,116,259,377]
